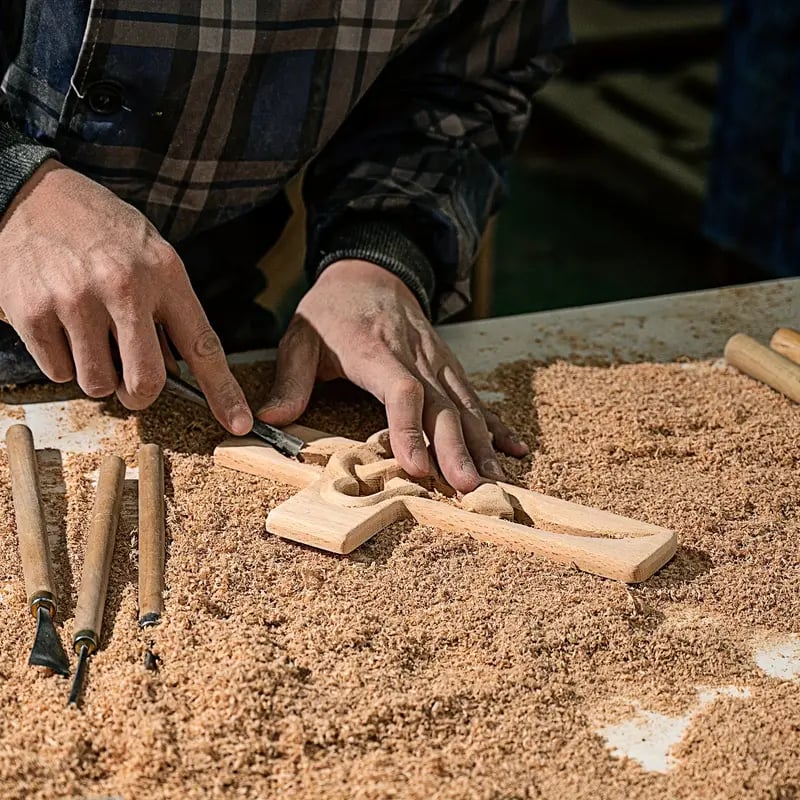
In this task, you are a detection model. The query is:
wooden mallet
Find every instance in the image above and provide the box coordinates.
[724,332,800,403]
[769,327,800,367]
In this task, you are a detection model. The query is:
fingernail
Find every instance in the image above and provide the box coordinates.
[506,430,529,455]
[483,459,506,481]
[461,460,481,482]
[411,447,429,475]
[231,408,253,436]
[257,393,282,412]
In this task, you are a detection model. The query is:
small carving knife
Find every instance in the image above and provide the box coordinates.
[0,305,303,457]
[164,375,304,457]
[5,425,71,677]
[68,455,126,706]
[138,443,165,671]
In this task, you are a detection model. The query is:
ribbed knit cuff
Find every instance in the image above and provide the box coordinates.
[313,220,436,318]
[0,123,58,219]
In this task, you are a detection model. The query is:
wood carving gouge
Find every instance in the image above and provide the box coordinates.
[5,425,70,677]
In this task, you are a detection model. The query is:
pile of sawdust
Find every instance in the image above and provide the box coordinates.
[0,360,798,799]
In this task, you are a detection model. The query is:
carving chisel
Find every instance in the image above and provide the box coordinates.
[164,375,304,457]
[138,443,164,671]
[68,455,125,706]
[0,306,303,457]
[5,425,71,676]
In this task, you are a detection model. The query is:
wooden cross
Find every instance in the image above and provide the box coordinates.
[214,425,677,583]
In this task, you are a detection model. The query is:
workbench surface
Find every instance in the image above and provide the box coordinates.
[1,277,798,787]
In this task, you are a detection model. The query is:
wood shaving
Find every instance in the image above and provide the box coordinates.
[0,361,797,799]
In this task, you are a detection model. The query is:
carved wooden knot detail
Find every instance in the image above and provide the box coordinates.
[318,429,516,519]
[319,430,428,508]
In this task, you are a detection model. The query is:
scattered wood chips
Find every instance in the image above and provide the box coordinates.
[0,360,798,799]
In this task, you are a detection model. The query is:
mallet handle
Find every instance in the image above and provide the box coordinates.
[724,333,800,403]
[770,327,800,366]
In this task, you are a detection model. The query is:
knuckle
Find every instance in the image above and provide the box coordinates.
[270,385,306,417]
[210,376,245,409]
[458,454,477,472]
[280,398,306,420]
[106,268,137,304]
[24,306,54,336]
[54,289,87,321]
[397,430,426,453]
[394,376,423,400]
[150,238,182,275]
[392,420,424,440]
[191,326,224,362]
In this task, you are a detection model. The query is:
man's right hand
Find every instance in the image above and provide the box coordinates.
[0,160,253,434]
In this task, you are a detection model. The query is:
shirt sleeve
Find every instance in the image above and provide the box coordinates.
[303,0,571,320]
[0,123,58,219]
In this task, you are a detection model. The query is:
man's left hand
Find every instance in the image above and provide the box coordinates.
[257,259,528,493]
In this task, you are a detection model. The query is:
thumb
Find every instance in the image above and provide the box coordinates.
[257,317,320,426]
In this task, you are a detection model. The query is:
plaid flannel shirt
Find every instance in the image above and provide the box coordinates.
[0,0,569,319]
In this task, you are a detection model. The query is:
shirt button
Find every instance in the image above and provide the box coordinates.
[85,81,125,115]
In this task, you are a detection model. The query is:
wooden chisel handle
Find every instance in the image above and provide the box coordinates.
[138,444,165,625]
[73,455,125,654]
[4,424,57,616]
[724,333,800,403]
[770,327,800,366]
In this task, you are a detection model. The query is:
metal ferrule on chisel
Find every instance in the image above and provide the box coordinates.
[29,590,56,618]
[72,630,100,657]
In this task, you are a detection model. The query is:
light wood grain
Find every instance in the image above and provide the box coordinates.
[725,332,800,403]
[216,429,677,584]
[4,424,56,613]
[73,455,125,651]
[138,444,165,624]
[215,436,323,486]
[769,328,800,366]
[461,483,515,520]
[266,481,676,583]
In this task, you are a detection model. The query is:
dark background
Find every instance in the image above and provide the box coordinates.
[488,0,789,319]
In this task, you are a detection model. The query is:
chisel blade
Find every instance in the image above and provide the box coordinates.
[29,605,70,677]
[251,419,304,457]
[164,375,305,458]
[67,644,90,706]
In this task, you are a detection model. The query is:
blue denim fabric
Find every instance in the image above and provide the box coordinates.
[704,0,800,275]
